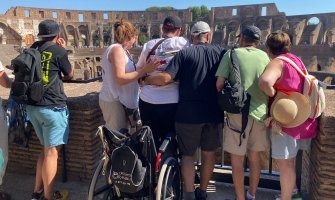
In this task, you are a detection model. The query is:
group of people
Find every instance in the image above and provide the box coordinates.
[0,16,318,200]
[99,15,318,200]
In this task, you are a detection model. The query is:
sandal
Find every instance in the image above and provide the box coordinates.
[0,190,11,200]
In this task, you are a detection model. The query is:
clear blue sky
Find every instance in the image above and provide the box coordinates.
[0,0,334,16]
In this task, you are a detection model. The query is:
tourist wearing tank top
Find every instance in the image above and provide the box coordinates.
[259,31,318,200]
[99,20,159,132]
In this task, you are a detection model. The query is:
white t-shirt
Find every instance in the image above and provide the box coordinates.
[99,44,140,109]
[137,37,189,104]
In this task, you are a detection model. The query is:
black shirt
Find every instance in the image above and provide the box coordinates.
[31,41,72,107]
[165,43,226,123]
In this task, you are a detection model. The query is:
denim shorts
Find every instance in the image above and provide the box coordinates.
[271,131,311,160]
[26,105,69,147]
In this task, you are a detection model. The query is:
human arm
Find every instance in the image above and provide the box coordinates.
[144,72,173,86]
[59,54,74,81]
[0,70,12,88]
[110,45,160,85]
[145,50,184,86]
[216,77,226,92]
[259,58,283,97]
[215,51,230,92]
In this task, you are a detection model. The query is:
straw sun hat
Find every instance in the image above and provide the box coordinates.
[270,91,311,128]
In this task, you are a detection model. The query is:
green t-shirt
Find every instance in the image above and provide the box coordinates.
[216,47,270,121]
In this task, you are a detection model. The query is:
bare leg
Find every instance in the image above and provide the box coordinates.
[199,150,216,190]
[276,158,296,200]
[247,150,261,197]
[181,155,195,193]
[231,154,245,200]
[42,147,59,200]
[34,151,44,192]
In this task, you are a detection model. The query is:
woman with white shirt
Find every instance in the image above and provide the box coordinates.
[99,20,159,132]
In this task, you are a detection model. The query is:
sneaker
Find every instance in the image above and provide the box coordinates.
[194,187,207,200]
[52,191,62,200]
[31,189,44,200]
[245,190,255,200]
[274,190,302,200]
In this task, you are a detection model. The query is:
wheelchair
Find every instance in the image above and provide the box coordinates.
[88,125,182,200]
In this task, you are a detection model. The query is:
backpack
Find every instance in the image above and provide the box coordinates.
[109,127,150,193]
[217,46,251,146]
[277,56,326,119]
[11,42,56,105]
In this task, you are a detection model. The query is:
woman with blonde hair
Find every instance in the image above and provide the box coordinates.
[259,31,318,200]
[99,20,159,132]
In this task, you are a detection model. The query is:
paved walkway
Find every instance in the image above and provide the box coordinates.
[0,171,279,200]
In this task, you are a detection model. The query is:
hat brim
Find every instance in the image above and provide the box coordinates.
[37,31,59,38]
[270,91,310,128]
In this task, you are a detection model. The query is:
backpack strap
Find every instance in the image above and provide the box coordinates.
[37,41,56,52]
[227,46,249,146]
[229,46,242,85]
[277,56,308,77]
[145,38,168,62]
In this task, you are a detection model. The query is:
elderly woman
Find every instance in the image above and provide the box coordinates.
[259,31,318,200]
[99,20,159,132]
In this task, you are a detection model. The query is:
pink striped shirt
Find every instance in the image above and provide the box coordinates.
[272,53,318,139]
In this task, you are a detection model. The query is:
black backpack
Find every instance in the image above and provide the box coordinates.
[217,46,251,146]
[109,127,150,194]
[11,42,56,105]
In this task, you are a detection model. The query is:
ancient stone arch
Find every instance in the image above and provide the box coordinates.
[66,25,76,46]
[91,29,100,47]
[215,23,225,31]
[256,19,270,43]
[226,20,239,46]
[273,18,286,31]
[324,27,335,45]
[102,26,112,46]
[25,34,34,46]
[241,20,253,30]
[78,25,89,47]
[150,25,160,39]
[0,23,7,44]
[304,17,322,45]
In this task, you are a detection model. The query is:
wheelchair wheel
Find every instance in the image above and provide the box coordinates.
[156,157,182,200]
[88,158,120,200]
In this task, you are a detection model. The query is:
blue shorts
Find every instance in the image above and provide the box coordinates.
[26,105,69,147]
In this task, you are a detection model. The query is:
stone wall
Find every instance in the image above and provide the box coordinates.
[6,82,105,181]
[301,90,335,199]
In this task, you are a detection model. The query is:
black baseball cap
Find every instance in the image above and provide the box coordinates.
[37,19,60,38]
[238,25,261,40]
[163,16,182,30]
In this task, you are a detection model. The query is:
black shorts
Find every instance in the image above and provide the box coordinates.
[175,122,222,156]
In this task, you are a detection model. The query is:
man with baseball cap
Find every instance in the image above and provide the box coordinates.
[28,19,73,200]
[144,21,225,200]
[216,25,270,200]
[136,16,188,149]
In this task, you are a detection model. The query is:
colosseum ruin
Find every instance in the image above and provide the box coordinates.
[0,3,334,82]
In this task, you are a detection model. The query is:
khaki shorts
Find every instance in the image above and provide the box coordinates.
[99,99,128,131]
[175,122,222,156]
[224,114,270,156]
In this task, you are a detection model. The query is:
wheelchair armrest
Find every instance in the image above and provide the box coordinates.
[159,138,171,153]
